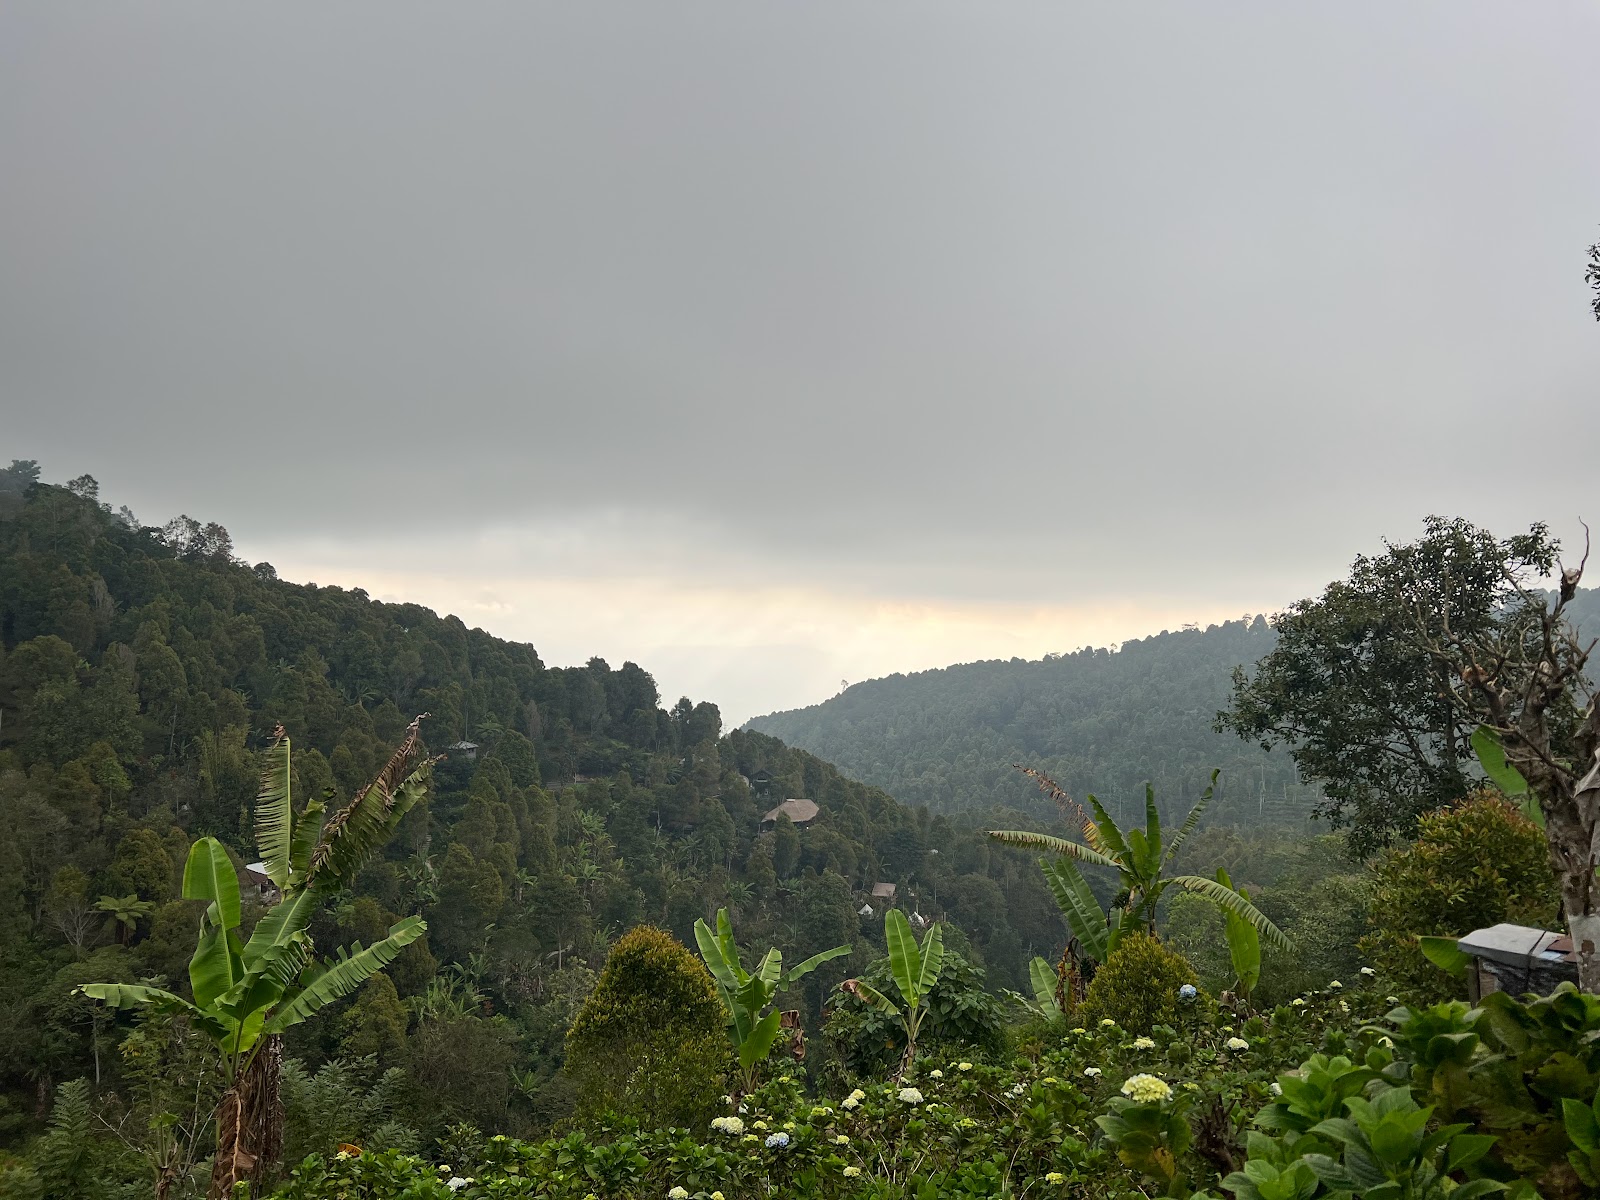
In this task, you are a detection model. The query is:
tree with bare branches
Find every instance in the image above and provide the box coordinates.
[1414,530,1600,990]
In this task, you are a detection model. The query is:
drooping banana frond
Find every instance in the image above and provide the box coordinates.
[840,977,900,1016]
[1163,771,1219,866]
[254,726,293,889]
[787,944,852,983]
[1039,856,1110,963]
[1171,874,1292,953]
[985,830,1120,870]
[266,916,427,1032]
[308,716,436,889]
[76,983,228,1042]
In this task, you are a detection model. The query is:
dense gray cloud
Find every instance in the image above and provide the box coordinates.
[3,3,1599,718]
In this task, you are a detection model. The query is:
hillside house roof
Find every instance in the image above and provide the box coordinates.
[762,797,820,826]
[871,882,897,900]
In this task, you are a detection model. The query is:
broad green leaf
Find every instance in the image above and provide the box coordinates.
[242,887,318,966]
[1083,794,1133,865]
[76,983,226,1041]
[254,731,293,889]
[1448,1133,1497,1171]
[1164,771,1218,864]
[695,916,741,995]
[188,924,243,1011]
[1472,725,1530,797]
[1472,725,1540,827]
[884,909,922,1005]
[1171,874,1291,953]
[787,944,852,983]
[1218,868,1262,994]
[183,837,241,931]
[985,830,1120,870]
[737,1009,784,1071]
[1040,856,1110,963]
[308,722,430,888]
[844,979,901,1017]
[1419,935,1471,978]
[1028,956,1062,1015]
[755,947,783,988]
[1143,783,1162,868]
[916,923,945,997]
[266,915,426,1033]
[288,795,325,886]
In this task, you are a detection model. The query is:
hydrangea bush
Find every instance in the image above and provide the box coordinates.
[271,982,1396,1199]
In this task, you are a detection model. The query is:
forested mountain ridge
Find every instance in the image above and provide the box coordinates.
[747,619,1312,824]
[0,463,1066,1142]
[746,592,1600,826]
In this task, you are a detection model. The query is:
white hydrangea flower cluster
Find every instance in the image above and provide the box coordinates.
[841,1088,866,1110]
[897,1087,924,1105]
[710,1116,744,1135]
[1226,1037,1250,1051]
[1132,1036,1156,1050]
[1120,1074,1172,1103]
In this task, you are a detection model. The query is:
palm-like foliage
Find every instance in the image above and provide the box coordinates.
[81,718,435,1198]
[694,908,850,1094]
[987,768,1290,959]
[95,894,155,945]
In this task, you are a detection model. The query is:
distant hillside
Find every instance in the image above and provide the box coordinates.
[748,618,1315,826]
[748,590,1600,829]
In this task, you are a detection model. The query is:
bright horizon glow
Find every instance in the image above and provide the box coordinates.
[247,533,1304,726]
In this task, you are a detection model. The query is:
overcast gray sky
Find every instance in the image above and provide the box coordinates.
[4,3,1598,723]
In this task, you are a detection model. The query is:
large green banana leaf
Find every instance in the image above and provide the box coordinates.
[183,837,241,931]
[884,910,923,1006]
[1171,874,1291,953]
[254,731,294,890]
[1039,856,1110,963]
[916,924,944,997]
[985,830,1120,870]
[266,916,426,1033]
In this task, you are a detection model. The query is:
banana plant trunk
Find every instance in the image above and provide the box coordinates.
[209,1035,283,1200]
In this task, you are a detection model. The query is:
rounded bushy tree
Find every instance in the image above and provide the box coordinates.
[564,925,726,1129]
[1078,932,1203,1034]
[1360,791,1559,1002]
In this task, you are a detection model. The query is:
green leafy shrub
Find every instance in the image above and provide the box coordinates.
[1079,933,1205,1034]
[825,940,1005,1078]
[1361,792,1559,1003]
[1383,983,1600,1197]
[564,924,727,1130]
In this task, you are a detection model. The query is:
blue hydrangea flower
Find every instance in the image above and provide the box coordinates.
[1178,984,1198,1001]
[765,1132,790,1149]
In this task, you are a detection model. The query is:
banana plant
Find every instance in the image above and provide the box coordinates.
[988,769,1291,957]
[840,909,944,1080]
[1005,955,1066,1022]
[81,719,434,1199]
[694,908,850,1095]
[1216,867,1262,1002]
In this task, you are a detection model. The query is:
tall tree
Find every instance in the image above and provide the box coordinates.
[1217,516,1561,851]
